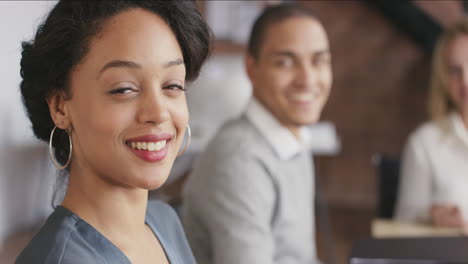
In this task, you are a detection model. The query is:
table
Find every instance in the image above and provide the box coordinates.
[372,219,464,238]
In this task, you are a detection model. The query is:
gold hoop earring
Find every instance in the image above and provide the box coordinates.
[177,124,191,157]
[49,126,72,170]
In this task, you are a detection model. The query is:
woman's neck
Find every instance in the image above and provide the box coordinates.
[61,167,149,244]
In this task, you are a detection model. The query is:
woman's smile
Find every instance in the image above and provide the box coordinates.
[125,133,172,162]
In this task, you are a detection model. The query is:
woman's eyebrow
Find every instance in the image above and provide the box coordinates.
[163,58,184,68]
[98,60,141,77]
[98,58,184,78]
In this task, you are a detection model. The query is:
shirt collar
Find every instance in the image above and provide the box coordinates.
[450,111,468,148]
[245,97,311,160]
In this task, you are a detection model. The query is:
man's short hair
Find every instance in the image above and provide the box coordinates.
[247,4,317,60]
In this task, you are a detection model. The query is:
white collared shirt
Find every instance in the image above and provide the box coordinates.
[450,111,468,149]
[395,112,468,222]
[245,98,312,160]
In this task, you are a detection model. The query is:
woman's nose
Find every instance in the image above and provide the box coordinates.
[137,88,170,125]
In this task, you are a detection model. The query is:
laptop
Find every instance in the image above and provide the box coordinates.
[349,237,468,264]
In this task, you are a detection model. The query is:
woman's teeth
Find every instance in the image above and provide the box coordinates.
[129,141,166,151]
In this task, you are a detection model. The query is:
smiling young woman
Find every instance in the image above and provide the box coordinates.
[395,19,468,230]
[16,1,210,263]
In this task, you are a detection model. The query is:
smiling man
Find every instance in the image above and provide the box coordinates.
[182,4,332,264]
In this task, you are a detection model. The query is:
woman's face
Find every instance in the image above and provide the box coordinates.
[62,8,188,190]
[446,34,468,114]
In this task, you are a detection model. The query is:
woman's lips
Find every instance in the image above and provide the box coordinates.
[126,133,172,143]
[125,134,172,162]
[127,145,169,162]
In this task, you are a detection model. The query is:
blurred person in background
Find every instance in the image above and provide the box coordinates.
[395,18,468,229]
[16,0,210,263]
[183,4,332,264]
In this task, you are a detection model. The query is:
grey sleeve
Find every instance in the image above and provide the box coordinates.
[184,153,277,264]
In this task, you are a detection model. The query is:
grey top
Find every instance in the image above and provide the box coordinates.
[16,200,195,264]
[182,111,318,264]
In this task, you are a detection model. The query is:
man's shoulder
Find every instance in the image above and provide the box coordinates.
[206,116,268,157]
[216,116,257,140]
[187,116,277,191]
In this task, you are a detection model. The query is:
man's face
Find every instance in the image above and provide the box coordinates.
[247,16,332,137]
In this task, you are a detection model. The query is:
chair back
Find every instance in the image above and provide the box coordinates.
[373,154,401,218]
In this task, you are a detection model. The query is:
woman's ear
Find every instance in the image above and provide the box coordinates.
[47,91,72,130]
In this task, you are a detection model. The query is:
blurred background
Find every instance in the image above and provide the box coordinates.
[0,1,466,263]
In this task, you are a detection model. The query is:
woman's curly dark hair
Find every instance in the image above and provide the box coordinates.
[20,0,211,168]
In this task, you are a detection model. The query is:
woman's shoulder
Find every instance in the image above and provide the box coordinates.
[146,200,196,263]
[146,200,181,230]
[15,207,104,264]
[407,120,444,146]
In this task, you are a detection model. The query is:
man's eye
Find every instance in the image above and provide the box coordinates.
[275,59,293,67]
[109,87,135,94]
[314,56,331,66]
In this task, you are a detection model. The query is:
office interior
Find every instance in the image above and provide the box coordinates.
[1,1,467,264]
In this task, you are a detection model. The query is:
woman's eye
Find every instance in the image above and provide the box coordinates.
[164,84,185,91]
[448,66,461,75]
[109,87,136,94]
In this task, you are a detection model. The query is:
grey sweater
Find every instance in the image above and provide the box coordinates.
[182,115,318,264]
